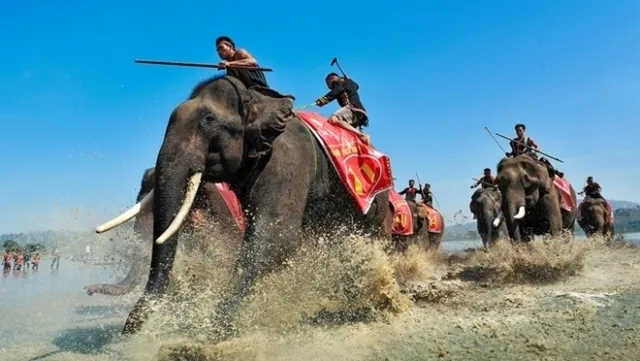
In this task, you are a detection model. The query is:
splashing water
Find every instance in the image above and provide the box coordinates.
[2,215,640,361]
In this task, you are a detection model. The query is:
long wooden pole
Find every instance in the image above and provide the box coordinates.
[134,59,274,72]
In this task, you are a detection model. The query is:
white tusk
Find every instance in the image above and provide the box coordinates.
[155,172,203,245]
[513,206,526,220]
[493,217,501,227]
[95,189,154,234]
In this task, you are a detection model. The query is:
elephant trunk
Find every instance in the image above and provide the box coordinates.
[503,189,525,242]
[146,163,201,296]
[481,209,494,248]
[88,253,149,296]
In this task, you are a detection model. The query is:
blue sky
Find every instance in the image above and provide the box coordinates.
[1,0,639,233]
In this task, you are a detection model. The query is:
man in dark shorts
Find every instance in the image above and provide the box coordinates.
[315,73,370,145]
[215,36,269,88]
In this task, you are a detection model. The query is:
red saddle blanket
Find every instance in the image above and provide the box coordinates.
[553,177,576,212]
[576,198,615,224]
[421,203,444,234]
[296,111,394,214]
[215,183,247,233]
[389,190,413,236]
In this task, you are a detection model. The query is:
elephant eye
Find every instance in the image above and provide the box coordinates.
[205,115,216,123]
[222,123,242,138]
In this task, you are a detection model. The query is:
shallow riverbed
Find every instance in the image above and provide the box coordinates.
[1,233,639,361]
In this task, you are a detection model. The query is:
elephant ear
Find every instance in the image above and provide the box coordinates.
[244,86,296,157]
[536,167,554,195]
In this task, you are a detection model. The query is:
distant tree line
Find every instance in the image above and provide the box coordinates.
[2,240,47,253]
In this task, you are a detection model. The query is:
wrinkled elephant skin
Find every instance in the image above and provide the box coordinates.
[469,188,507,249]
[121,76,391,339]
[495,155,577,243]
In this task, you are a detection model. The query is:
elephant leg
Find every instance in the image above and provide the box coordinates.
[212,173,310,340]
[540,194,563,237]
[213,210,304,340]
[428,233,442,251]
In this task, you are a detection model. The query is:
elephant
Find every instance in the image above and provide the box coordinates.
[577,197,615,242]
[87,167,244,296]
[469,188,508,249]
[392,201,445,252]
[495,155,577,242]
[119,75,393,339]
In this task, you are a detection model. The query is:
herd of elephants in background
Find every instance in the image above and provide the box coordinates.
[84,74,615,343]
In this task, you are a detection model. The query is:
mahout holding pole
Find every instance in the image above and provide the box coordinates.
[497,123,564,178]
[215,36,271,89]
[576,176,614,241]
[398,179,420,202]
[314,57,371,144]
[470,168,497,189]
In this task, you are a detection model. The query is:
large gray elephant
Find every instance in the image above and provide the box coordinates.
[577,197,615,242]
[495,155,577,242]
[87,167,244,296]
[469,188,508,249]
[119,75,393,338]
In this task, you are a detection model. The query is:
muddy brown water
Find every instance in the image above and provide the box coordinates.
[1,231,639,361]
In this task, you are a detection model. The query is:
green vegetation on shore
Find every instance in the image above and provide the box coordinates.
[2,239,47,253]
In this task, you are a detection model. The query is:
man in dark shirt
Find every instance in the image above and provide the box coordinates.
[315,73,370,145]
[578,176,604,200]
[471,168,497,189]
[398,179,421,202]
[421,184,433,206]
[215,36,269,89]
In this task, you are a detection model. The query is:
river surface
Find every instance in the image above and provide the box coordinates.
[0,232,639,361]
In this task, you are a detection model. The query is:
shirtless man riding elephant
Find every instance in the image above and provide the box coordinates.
[505,123,564,178]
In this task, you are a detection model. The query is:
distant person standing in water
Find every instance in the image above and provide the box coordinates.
[51,248,60,270]
[215,36,269,89]
[32,253,41,270]
[13,250,24,271]
[3,250,12,272]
